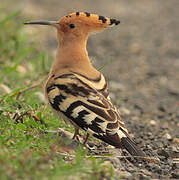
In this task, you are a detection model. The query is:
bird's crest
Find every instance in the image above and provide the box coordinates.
[59,12,120,31]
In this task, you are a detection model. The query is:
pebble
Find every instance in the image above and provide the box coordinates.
[159,76,168,86]
[35,92,47,104]
[109,92,116,101]
[158,105,166,112]
[150,120,157,126]
[131,116,139,121]
[130,43,141,54]
[138,173,150,180]
[163,133,172,140]
[128,167,136,173]
[119,171,132,178]
[109,81,125,91]
[0,84,12,93]
[173,138,179,144]
[120,107,131,115]
[140,169,152,176]
[170,146,179,153]
[17,65,27,75]
[157,149,170,158]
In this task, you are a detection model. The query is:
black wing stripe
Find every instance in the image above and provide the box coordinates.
[87,99,108,108]
[72,71,102,82]
[70,83,90,96]
[46,85,55,93]
[54,73,107,97]
[94,117,105,123]
[54,73,74,79]
[54,83,90,97]
[107,109,117,120]
[66,100,115,122]
[98,81,107,92]
[88,120,105,133]
[49,94,66,111]
[98,82,109,98]
[72,71,108,93]
[74,110,90,130]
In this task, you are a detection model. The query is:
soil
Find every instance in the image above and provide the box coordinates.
[11,0,179,179]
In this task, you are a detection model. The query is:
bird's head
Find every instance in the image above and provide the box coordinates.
[24,12,120,45]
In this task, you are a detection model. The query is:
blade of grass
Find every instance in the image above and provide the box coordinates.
[0,10,21,25]
[98,59,112,71]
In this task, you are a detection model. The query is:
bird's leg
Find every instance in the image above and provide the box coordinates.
[83,133,90,145]
[72,128,80,140]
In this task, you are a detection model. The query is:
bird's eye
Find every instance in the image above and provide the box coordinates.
[69,24,75,29]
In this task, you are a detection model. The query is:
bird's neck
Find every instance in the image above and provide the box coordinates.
[50,38,99,77]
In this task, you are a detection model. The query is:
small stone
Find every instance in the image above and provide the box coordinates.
[130,43,141,53]
[35,92,47,104]
[157,149,170,158]
[131,116,139,121]
[109,81,125,91]
[173,138,179,144]
[140,169,152,176]
[170,146,179,153]
[158,105,166,112]
[0,84,12,93]
[159,76,168,86]
[150,120,157,126]
[120,107,131,115]
[109,92,116,101]
[119,171,132,178]
[139,173,150,180]
[164,133,172,140]
[17,65,27,75]
[128,167,135,173]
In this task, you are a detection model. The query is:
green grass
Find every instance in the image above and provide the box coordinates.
[0,11,115,180]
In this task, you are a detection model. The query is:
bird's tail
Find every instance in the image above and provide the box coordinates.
[120,136,145,157]
[93,131,145,157]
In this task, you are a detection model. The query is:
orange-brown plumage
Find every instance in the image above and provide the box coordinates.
[24,12,145,156]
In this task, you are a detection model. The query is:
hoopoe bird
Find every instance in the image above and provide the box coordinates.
[24,12,145,156]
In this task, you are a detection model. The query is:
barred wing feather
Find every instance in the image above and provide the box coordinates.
[47,72,145,156]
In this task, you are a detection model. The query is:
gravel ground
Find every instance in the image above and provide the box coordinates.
[7,0,179,179]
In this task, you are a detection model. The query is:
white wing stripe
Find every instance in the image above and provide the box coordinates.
[71,106,84,118]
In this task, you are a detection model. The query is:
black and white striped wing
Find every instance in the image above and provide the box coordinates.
[47,72,145,156]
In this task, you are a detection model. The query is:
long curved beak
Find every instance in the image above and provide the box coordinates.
[24,21,59,27]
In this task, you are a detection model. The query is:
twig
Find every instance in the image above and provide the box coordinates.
[16,84,40,100]
[16,75,47,100]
